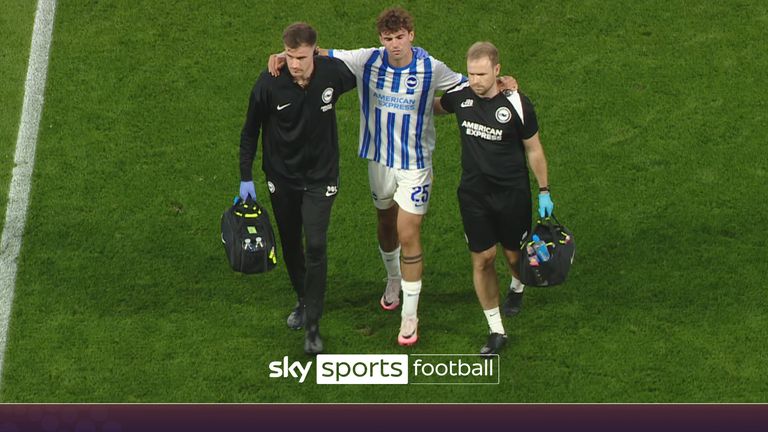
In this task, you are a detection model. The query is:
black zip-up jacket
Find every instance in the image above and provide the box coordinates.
[239,56,356,187]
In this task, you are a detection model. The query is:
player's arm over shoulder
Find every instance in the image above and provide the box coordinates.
[431,58,466,91]
[327,47,379,76]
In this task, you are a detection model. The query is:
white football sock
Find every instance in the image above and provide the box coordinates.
[380,245,401,280]
[484,307,505,335]
[401,279,421,317]
[510,276,525,293]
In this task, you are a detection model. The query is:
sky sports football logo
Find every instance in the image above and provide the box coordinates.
[268,354,499,385]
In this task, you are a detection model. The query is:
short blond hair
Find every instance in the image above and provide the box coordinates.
[467,42,499,66]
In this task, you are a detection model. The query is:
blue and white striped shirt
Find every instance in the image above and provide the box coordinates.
[330,47,465,170]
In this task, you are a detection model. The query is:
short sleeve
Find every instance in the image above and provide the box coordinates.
[520,93,539,139]
[431,58,466,91]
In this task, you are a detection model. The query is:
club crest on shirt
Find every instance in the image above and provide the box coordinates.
[321,88,334,112]
[405,75,419,89]
[322,87,334,104]
[495,106,512,124]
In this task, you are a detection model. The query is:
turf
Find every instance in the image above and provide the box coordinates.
[0,1,37,223]
[1,0,767,402]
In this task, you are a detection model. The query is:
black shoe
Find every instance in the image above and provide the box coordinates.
[480,332,507,355]
[502,290,524,317]
[286,302,304,330]
[304,323,324,355]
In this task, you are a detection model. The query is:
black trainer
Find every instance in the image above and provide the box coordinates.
[480,332,507,355]
[502,290,524,317]
[304,323,324,355]
[286,302,304,330]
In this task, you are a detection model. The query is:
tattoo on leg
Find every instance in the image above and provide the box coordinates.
[401,254,423,265]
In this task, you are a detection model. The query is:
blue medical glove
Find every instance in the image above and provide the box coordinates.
[538,192,554,218]
[239,181,257,202]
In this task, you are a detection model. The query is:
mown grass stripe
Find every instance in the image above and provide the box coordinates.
[0,0,57,387]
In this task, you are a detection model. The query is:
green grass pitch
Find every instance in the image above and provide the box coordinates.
[1,0,767,402]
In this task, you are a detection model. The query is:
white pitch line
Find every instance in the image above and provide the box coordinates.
[0,0,57,388]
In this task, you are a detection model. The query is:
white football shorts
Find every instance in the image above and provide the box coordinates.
[368,161,433,215]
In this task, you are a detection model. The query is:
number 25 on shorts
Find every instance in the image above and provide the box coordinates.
[410,184,430,207]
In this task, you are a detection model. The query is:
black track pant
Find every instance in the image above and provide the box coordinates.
[268,178,337,327]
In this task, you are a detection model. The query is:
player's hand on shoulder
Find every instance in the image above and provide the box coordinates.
[268,52,286,77]
[498,75,518,93]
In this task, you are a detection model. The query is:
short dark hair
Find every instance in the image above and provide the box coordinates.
[282,22,317,49]
[467,41,499,66]
[376,7,414,34]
